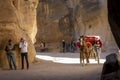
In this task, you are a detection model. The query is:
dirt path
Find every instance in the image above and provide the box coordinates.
[0,52,106,80]
[0,60,103,80]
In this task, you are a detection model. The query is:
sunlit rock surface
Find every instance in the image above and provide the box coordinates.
[0,0,38,69]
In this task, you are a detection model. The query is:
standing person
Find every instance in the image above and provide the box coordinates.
[5,39,17,70]
[40,41,45,52]
[19,38,29,70]
[79,35,84,64]
[66,41,71,52]
[62,40,66,53]
[94,40,102,60]
[80,35,84,53]
[76,39,80,52]
[71,40,76,52]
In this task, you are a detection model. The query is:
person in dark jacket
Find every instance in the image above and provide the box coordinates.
[62,40,66,53]
[5,39,17,70]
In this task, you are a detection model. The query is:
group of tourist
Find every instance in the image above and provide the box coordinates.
[62,36,102,59]
[62,40,77,53]
[5,38,29,70]
[79,35,102,64]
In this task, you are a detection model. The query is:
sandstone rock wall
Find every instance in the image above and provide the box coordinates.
[36,0,118,52]
[76,0,117,51]
[0,0,38,69]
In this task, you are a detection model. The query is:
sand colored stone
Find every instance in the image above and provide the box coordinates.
[36,0,117,52]
[0,0,38,69]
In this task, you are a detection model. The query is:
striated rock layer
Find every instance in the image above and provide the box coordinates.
[0,0,38,69]
[36,0,118,52]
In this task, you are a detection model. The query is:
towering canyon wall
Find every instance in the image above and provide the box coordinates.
[0,0,38,69]
[36,0,118,52]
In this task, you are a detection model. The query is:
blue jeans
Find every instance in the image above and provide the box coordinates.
[6,53,17,70]
[21,53,29,69]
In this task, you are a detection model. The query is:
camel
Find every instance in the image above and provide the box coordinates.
[80,40,89,66]
[80,41,99,66]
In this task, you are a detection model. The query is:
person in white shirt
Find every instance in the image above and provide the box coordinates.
[19,38,29,70]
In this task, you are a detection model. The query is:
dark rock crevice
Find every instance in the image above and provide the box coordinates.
[108,0,120,49]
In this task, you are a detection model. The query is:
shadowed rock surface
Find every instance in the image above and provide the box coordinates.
[36,0,118,52]
[101,53,120,80]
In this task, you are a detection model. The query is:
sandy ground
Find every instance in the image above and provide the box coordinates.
[0,52,110,80]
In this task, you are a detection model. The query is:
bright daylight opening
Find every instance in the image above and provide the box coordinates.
[36,53,106,64]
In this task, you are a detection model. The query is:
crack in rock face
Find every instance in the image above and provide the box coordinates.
[36,0,118,53]
[0,0,38,69]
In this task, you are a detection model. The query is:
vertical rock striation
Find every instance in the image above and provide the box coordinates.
[0,0,38,69]
[36,0,117,52]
